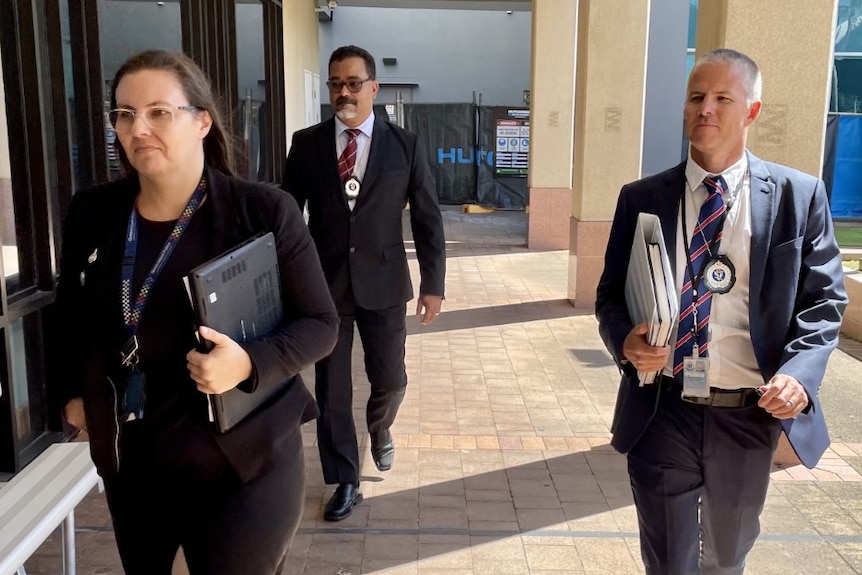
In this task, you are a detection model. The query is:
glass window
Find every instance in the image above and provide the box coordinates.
[833,2,862,113]
[836,0,862,53]
[8,315,48,446]
[98,0,182,179]
[236,0,267,182]
[687,0,698,50]
[0,45,36,298]
[832,56,862,113]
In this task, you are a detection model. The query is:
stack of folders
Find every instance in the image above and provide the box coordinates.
[624,212,679,385]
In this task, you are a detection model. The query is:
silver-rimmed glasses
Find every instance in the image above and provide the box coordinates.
[108,104,200,132]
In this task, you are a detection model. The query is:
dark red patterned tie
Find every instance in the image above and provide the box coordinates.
[673,175,727,382]
[338,128,362,184]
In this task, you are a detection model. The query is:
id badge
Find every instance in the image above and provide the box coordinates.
[682,356,710,398]
[122,368,146,422]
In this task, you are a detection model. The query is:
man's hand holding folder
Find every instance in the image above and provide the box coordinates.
[623,213,679,384]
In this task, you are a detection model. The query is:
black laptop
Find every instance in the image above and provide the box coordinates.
[185,232,283,433]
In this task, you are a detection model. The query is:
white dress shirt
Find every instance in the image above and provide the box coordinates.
[665,151,762,390]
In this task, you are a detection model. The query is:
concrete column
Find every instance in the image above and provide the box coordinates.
[569,0,651,308]
[695,0,837,177]
[526,0,577,250]
[282,2,321,147]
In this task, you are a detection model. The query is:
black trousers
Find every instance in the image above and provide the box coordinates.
[627,383,782,575]
[315,302,407,485]
[104,425,305,575]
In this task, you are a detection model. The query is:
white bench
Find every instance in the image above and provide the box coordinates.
[0,442,101,575]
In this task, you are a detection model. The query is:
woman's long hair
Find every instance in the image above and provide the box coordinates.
[109,49,236,176]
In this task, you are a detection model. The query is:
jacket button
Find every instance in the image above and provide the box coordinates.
[350,216,356,223]
[349,246,356,253]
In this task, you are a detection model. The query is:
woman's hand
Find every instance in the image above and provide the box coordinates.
[65,398,87,438]
[186,326,254,394]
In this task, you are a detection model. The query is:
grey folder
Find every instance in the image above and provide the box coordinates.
[185,232,284,433]
[625,213,679,385]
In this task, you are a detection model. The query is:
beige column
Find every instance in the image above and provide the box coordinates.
[695,1,837,177]
[526,0,577,250]
[696,1,838,467]
[282,3,321,147]
[569,0,651,308]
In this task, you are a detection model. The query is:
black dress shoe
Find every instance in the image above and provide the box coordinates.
[371,429,395,472]
[324,483,362,521]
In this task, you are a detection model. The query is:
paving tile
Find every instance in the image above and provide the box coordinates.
[523,544,581,571]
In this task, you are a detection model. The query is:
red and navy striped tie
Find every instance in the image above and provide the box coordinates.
[673,175,727,382]
[338,128,362,184]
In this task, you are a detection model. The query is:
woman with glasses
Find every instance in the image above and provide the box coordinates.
[50,49,338,574]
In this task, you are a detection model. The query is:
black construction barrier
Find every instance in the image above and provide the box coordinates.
[318,103,529,209]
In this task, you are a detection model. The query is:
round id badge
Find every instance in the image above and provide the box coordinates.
[703,254,736,294]
[344,177,361,199]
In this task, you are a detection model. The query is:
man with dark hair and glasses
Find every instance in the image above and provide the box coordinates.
[281,45,446,521]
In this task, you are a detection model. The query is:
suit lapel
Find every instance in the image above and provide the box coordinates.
[659,162,686,280]
[319,118,342,191]
[357,116,390,196]
[747,151,776,306]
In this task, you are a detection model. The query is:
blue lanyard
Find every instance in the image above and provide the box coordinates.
[120,179,207,340]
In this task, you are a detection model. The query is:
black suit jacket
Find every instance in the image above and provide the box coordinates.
[281,116,446,312]
[595,152,847,468]
[51,167,338,483]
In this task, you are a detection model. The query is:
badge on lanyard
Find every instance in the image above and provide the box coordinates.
[703,254,736,294]
[683,356,710,398]
[344,177,361,200]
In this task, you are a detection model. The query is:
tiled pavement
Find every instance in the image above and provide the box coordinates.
[20,207,862,574]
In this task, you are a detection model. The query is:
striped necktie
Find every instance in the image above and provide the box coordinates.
[338,128,362,184]
[673,175,727,382]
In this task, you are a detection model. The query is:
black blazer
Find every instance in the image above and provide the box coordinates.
[51,167,338,482]
[281,116,446,312]
[595,152,847,468]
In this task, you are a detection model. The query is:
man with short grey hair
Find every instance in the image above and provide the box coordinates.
[596,48,847,573]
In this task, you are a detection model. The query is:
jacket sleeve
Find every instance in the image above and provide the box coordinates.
[406,135,446,297]
[239,189,338,393]
[48,190,96,407]
[774,178,847,395]
[281,131,309,212]
[595,184,639,374]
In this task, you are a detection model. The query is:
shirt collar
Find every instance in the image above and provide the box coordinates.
[335,112,375,139]
[685,150,748,194]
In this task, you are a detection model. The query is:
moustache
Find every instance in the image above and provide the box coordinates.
[336,96,358,107]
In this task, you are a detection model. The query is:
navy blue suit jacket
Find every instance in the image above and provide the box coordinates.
[595,152,847,468]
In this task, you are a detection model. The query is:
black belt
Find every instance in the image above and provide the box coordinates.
[660,376,760,408]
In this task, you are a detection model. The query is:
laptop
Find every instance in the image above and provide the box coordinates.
[184,232,284,433]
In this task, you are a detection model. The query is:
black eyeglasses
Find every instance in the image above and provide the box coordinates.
[326,78,373,93]
[108,104,199,132]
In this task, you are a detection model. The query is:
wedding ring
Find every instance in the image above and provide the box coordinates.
[786,400,794,408]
